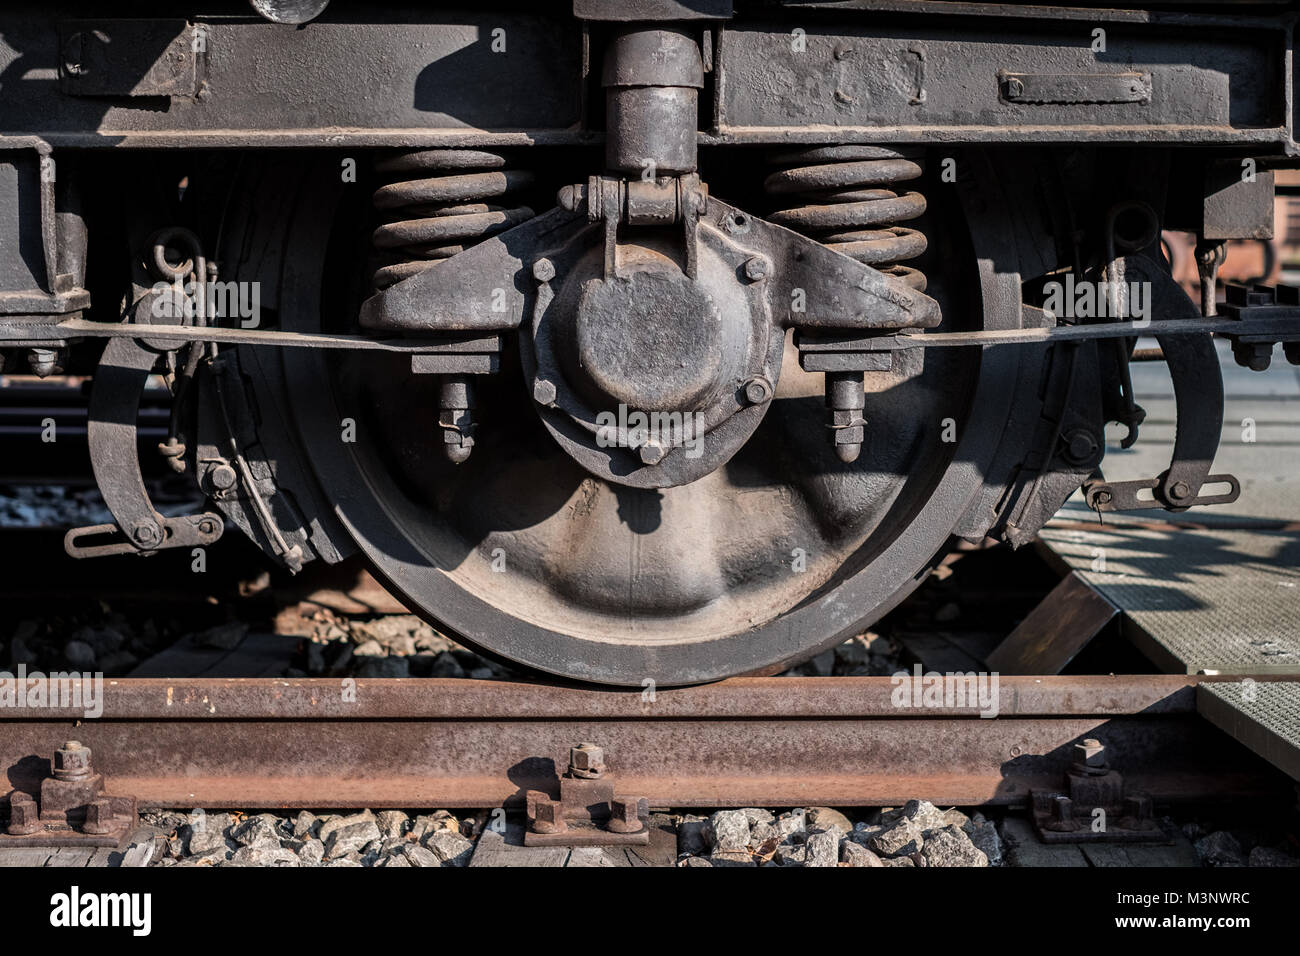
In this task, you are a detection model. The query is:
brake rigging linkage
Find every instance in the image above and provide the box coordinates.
[1078,200,1254,516]
[62,227,224,559]
[22,307,1300,353]
[9,275,1300,549]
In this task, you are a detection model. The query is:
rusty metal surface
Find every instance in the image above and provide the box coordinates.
[523,744,650,845]
[0,674,1222,719]
[2,741,136,847]
[0,676,1287,809]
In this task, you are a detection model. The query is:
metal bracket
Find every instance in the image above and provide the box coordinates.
[65,512,223,559]
[357,192,940,336]
[65,331,225,557]
[1085,472,1240,514]
[1000,71,1151,105]
[0,145,91,367]
[1085,254,1240,514]
[524,743,649,847]
[2,741,137,848]
[1030,738,1165,844]
[1219,282,1300,370]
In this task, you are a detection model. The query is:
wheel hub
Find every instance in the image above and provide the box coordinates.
[571,265,728,413]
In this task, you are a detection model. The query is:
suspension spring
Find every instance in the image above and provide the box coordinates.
[764,145,928,291]
[766,146,929,465]
[369,149,536,466]
[370,148,535,290]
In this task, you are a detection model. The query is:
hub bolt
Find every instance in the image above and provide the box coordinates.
[532,258,556,283]
[744,376,774,405]
[639,440,666,466]
[533,378,557,406]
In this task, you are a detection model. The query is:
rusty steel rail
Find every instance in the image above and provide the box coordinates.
[0,676,1288,809]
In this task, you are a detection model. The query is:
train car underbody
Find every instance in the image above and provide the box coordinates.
[1,0,1298,683]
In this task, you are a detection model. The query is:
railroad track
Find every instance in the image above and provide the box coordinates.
[2,534,1296,869]
[0,675,1291,810]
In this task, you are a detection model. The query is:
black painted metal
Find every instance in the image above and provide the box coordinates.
[0,4,1290,151]
[0,2,1294,684]
[206,148,1036,685]
[370,149,536,291]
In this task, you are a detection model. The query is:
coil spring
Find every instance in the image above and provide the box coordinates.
[370,149,535,290]
[764,146,928,292]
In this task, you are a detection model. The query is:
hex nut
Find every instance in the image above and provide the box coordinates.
[569,742,605,778]
[209,462,238,492]
[533,378,558,406]
[54,740,92,779]
[132,523,161,547]
[1074,738,1106,770]
[744,376,773,404]
[639,441,666,466]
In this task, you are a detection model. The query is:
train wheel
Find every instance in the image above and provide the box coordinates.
[213,150,1050,686]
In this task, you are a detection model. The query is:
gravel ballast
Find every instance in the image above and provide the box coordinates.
[80,803,1300,869]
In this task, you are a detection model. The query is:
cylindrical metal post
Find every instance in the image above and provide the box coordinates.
[602,28,704,176]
